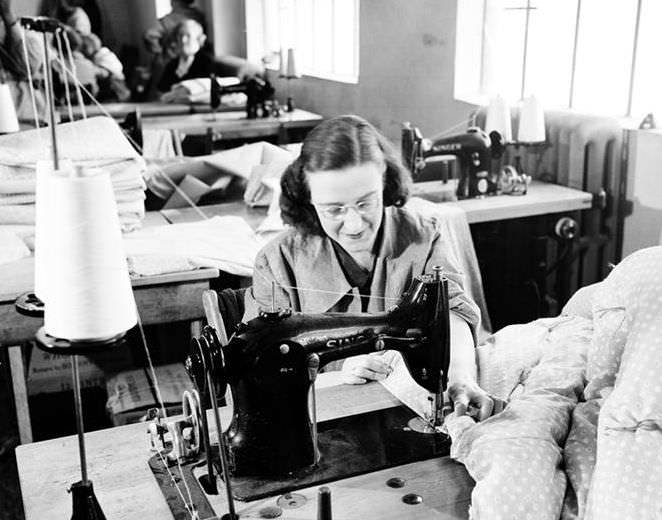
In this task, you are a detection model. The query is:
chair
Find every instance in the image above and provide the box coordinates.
[202,288,246,345]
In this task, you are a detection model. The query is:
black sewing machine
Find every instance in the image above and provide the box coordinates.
[211,74,275,119]
[147,270,452,516]
[402,123,505,199]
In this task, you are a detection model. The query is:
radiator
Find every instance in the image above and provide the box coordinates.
[474,108,626,299]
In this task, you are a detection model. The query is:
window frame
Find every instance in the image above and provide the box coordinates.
[455,0,654,118]
[245,0,360,84]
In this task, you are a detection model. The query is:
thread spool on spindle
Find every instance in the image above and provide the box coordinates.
[0,82,20,134]
[518,95,546,143]
[485,95,512,143]
[43,167,136,342]
[34,159,74,305]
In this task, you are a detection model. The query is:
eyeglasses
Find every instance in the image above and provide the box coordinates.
[313,194,381,221]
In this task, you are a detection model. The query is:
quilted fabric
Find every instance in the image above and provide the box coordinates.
[446,246,662,519]
[446,315,592,520]
[580,246,662,519]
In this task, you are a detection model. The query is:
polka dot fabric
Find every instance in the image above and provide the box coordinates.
[446,314,591,519]
[446,246,662,519]
[582,246,662,520]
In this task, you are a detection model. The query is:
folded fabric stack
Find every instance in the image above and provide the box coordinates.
[160,77,246,106]
[0,117,147,244]
[124,216,262,278]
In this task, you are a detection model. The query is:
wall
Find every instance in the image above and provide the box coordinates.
[622,129,662,256]
[205,0,245,57]
[14,0,42,16]
[269,0,477,144]
[96,0,157,65]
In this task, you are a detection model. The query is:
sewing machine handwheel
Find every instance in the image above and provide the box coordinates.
[182,390,202,454]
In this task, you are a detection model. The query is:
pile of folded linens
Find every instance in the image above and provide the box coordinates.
[0,116,146,243]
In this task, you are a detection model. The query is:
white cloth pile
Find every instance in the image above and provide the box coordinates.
[160,77,247,106]
[124,216,263,278]
[0,117,147,243]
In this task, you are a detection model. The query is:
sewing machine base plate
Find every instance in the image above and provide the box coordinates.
[149,405,449,517]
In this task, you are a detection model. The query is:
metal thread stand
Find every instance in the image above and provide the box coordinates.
[69,356,106,520]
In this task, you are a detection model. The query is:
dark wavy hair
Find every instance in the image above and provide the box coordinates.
[280,115,412,235]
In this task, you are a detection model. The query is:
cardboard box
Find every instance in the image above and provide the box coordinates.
[27,346,132,396]
[105,363,194,426]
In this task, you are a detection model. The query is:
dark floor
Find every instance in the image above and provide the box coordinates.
[0,321,197,520]
[0,354,24,520]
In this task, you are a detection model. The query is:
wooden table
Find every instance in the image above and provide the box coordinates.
[141,108,324,142]
[57,101,242,122]
[161,180,593,226]
[16,377,475,519]
[0,210,220,445]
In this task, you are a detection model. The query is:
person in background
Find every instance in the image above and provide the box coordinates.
[156,18,211,94]
[0,0,46,125]
[79,32,130,101]
[144,0,206,98]
[46,0,92,35]
[244,114,494,417]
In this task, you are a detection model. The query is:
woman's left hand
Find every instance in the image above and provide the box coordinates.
[447,377,494,421]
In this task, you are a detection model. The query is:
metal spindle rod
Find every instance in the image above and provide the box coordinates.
[42,32,59,170]
[206,371,237,520]
[71,355,88,483]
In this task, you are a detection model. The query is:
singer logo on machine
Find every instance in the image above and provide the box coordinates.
[432,143,461,152]
[326,333,368,348]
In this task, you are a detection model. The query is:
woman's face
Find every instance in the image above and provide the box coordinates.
[307,161,384,256]
[177,21,205,58]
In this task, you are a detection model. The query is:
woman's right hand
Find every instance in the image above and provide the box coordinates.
[340,353,393,385]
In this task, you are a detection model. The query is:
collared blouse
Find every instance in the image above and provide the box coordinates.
[244,204,481,343]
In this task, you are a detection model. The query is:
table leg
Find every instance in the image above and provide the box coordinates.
[8,345,33,444]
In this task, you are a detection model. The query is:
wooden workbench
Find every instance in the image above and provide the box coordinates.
[16,376,475,519]
[57,101,242,121]
[0,209,220,445]
[141,108,324,140]
[160,180,593,226]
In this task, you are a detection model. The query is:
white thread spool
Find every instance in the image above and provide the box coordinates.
[43,167,136,341]
[518,95,546,143]
[485,95,512,142]
[34,158,74,303]
[278,48,287,77]
[286,48,300,78]
[0,83,20,134]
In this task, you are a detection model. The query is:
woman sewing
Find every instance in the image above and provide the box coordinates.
[244,114,494,420]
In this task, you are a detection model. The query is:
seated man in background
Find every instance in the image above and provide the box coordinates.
[0,0,46,125]
[157,18,211,94]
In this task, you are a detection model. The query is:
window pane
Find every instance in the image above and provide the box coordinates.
[630,0,662,118]
[524,0,577,108]
[155,0,172,19]
[482,0,528,104]
[313,0,334,74]
[333,0,356,76]
[278,0,295,51]
[454,0,485,100]
[245,0,358,82]
[294,0,314,72]
[572,0,638,115]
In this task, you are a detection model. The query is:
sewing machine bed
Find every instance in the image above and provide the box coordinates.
[148,404,449,518]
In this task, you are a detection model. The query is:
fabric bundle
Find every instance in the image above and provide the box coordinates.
[124,216,262,278]
[0,117,146,241]
[160,77,246,106]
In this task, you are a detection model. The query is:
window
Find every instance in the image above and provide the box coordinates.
[245,0,359,83]
[154,0,172,19]
[455,0,662,118]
